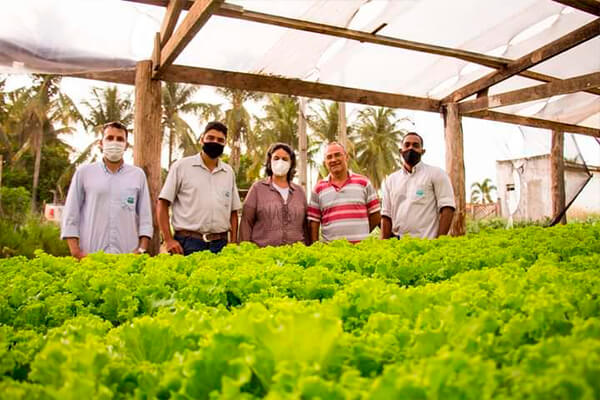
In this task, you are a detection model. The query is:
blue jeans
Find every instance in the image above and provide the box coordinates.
[174,234,227,255]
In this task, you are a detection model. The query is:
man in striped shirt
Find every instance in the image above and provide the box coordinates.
[308,142,381,243]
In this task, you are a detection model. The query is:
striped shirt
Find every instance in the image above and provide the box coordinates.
[307,172,380,243]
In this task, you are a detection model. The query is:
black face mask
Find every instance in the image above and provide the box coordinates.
[401,149,422,167]
[203,142,224,159]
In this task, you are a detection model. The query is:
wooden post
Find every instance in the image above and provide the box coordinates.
[134,60,162,255]
[551,130,566,224]
[338,102,347,148]
[297,97,308,192]
[443,103,466,236]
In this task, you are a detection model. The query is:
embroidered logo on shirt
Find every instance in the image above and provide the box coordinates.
[416,189,424,197]
[127,196,135,204]
[224,191,230,198]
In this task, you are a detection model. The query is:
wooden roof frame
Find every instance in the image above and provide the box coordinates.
[109,0,600,137]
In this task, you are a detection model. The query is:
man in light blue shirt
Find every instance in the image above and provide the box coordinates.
[61,122,153,259]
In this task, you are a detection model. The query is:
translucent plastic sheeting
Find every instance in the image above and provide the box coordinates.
[497,93,600,128]
[0,0,161,73]
[0,0,597,129]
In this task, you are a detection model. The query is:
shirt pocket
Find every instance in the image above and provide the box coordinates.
[410,184,429,205]
[219,187,232,208]
[121,188,138,212]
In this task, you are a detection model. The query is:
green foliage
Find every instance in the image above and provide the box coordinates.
[0,187,31,225]
[0,223,599,399]
[0,216,69,258]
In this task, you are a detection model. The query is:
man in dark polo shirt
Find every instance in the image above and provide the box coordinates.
[157,121,241,255]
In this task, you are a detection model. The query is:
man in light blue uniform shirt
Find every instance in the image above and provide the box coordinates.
[61,122,153,259]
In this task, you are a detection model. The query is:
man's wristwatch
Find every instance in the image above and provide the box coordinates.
[137,247,147,254]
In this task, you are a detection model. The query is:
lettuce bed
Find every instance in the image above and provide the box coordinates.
[1,224,599,399]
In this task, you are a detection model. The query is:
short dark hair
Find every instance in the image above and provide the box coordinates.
[403,131,424,147]
[204,121,228,136]
[264,142,296,183]
[102,121,128,140]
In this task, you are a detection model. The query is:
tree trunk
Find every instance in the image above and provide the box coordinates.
[443,103,466,236]
[134,60,162,255]
[31,121,43,213]
[551,130,566,224]
[230,138,241,173]
[297,97,308,191]
[168,126,174,166]
[337,102,347,149]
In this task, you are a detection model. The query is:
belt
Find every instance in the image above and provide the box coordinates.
[175,230,228,242]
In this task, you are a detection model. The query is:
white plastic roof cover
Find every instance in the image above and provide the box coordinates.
[1,0,598,128]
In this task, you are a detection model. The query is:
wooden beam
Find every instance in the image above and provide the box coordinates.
[213,6,507,68]
[297,97,308,192]
[160,64,442,112]
[134,61,162,255]
[61,68,136,85]
[159,0,185,47]
[123,0,600,96]
[466,110,600,137]
[59,64,597,138]
[444,19,600,103]
[443,103,466,236]
[459,72,600,114]
[152,32,161,71]
[154,0,224,78]
[552,0,600,16]
[550,130,567,224]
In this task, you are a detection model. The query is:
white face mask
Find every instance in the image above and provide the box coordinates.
[102,140,126,162]
[271,159,291,177]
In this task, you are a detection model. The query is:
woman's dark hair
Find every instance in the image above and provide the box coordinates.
[264,142,296,183]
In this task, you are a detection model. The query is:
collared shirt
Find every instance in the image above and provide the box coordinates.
[381,161,455,239]
[307,171,380,243]
[61,162,153,254]
[159,154,241,233]
[239,178,308,247]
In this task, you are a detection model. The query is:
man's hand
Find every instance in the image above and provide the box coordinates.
[72,249,87,260]
[65,237,86,260]
[165,238,184,255]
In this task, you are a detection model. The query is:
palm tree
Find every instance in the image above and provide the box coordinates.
[249,94,299,180]
[216,88,263,173]
[21,75,84,211]
[351,107,407,189]
[83,86,133,133]
[54,86,134,200]
[162,82,205,165]
[308,100,340,145]
[471,178,497,204]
